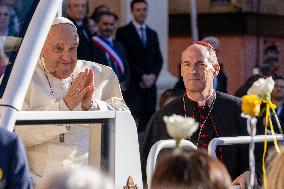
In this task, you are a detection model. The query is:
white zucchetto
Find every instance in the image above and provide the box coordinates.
[52,17,77,29]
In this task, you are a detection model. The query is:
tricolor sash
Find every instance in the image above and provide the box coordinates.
[92,36,125,75]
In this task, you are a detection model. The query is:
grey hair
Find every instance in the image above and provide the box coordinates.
[205,46,218,66]
[188,43,218,67]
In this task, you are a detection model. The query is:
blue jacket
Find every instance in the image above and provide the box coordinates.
[0,127,32,189]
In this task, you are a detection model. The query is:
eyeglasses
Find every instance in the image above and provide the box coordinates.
[0,12,9,17]
[194,41,215,51]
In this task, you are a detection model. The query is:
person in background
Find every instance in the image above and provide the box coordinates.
[202,36,227,93]
[141,41,254,188]
[267,149,284,189]
[92,11,130,93]
[88,5,110,36]
[271,76,284,129]
[151,149,232,189]
[116,0,163,134]
[0,127,32,189]
[65,0,95,61]
[0,3,17,36]
[91,4,109,22]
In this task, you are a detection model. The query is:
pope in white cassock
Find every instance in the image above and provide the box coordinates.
[15,17,128,183]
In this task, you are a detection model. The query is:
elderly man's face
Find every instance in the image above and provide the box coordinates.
[272,79,284,101]
[67,0,87,21]
[41,24,79,79]
[181,45,219,93]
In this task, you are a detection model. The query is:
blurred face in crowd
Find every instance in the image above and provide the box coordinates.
[271,79,284,101]
[87,18,97,35]
[131,2,148,25]
[41,24,79,79]
[67,0,87,21]
[0,5,10,33]
[181,45,219,94]
[97,14,116,39]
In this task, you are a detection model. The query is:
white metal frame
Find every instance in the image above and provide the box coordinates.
[208,135,284,158]
[146,139,197,188]
[16,110,143,189]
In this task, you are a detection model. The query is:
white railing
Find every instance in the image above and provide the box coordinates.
[208,135,284,158]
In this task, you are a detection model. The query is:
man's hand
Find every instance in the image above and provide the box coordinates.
[141,74,156,88]
[64,70,93,110]
[81,69,95,111]
[232,171,257,189]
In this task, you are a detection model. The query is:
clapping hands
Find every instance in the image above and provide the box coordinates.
[63,68,95,110]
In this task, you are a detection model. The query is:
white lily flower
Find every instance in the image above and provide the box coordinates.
[247,77,275,98]
[163,114,198,141]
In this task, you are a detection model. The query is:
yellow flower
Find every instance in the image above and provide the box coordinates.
[242,95,261,116]
[0,168,2,181]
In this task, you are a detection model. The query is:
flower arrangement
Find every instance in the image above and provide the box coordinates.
[163,114,198,147]
[243,76,283,189]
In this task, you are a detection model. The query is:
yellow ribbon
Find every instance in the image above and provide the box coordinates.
[262,100,279,189]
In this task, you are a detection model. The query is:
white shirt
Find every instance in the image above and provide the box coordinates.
[132,20,147,42]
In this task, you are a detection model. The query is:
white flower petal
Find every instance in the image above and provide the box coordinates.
[164,114,199,140]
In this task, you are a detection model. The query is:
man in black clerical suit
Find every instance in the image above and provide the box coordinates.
[116,0,163,133]
[92,11,130,93]
[141,42,253,187]
[66,0,95,61]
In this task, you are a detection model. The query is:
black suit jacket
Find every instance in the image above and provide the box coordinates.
[92,38,130,90]
[216,69,228,93]
[116,22,163,88]
[0,128,32,189]
[68,17,95,62]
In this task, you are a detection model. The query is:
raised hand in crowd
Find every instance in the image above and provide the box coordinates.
[140,73,156,88]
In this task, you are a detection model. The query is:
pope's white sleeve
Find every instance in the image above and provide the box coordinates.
[16,89,69,147]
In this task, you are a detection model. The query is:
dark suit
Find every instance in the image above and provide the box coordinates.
[68,17,95,62]
[215,66,228,93]
[92,37,130,91]
[116,22,163,132]
[0,127,32,189]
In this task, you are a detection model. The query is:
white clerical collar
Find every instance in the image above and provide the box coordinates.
[186,91,215,107]
[132,20,146,30]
